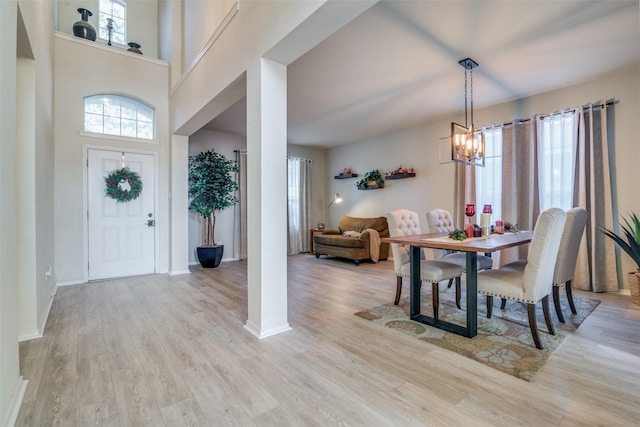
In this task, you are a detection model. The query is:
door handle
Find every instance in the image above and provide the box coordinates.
[146,220,155,227]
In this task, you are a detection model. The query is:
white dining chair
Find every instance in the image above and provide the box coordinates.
[426,209,494,287]
[500,207,588,323]
[476,208,566,349]
[387,209,464,317]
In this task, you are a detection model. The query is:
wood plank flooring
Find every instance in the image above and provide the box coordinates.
[16,255,640,426]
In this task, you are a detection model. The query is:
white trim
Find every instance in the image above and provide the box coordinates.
[171,1,239,95]
[18,285,57,342]
[2,376,27,427]
[79,131,159,145]
[243,321,292,339]
[169,270,191,276]
[54,32,168,67]
[56,279,87,287]
[83,145,159,282]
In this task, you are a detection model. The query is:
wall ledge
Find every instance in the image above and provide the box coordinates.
[55,32,168,67]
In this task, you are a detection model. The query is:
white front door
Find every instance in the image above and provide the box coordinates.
[88,149,155,280]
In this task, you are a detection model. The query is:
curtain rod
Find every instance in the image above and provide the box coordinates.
[485,99,618,129]
[234,150,313,163]
[288,155,313,163]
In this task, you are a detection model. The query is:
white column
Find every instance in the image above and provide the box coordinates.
[169,134,190,275]
[244,57,291,338]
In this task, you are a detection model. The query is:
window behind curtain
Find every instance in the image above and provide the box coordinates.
[287,157,311,254]
[84,94,155,140]
[99,0,126,45]
[476,127,503,222]
[537,111,576,211]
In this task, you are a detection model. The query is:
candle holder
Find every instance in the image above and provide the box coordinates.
[465,204,476,225]
[106,18,114,46]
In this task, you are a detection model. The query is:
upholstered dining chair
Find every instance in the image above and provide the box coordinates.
[476,208,566,349]
[387,209,464,317]
[500,207,588,323]
[426,209,494,286]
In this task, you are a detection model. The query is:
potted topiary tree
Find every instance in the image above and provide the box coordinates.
[188,149,239,268]
[601,213,640,305]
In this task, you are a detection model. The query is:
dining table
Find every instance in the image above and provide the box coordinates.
[381,231,533,338]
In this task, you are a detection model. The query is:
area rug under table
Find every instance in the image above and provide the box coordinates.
[355,288,600,381]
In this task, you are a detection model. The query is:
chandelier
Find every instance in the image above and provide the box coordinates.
[451,58,484,167]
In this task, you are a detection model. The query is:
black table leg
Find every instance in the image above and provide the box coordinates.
[465,251,478,338]
[409,245,478,338]
[410,245,421,319]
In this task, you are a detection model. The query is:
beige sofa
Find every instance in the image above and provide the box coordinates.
[313,216,390,265]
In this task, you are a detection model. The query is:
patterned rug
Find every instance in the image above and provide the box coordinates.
[355,288,600,381]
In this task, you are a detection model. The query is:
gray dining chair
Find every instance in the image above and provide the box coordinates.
[500,207,588,323]
[387,209,463,317]
[476,208,566,349]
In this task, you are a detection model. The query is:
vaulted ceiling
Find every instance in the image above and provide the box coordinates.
[205,0,640,148]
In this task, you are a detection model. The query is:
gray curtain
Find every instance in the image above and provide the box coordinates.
[287,157,312,254]
[500,118,540,265]
[234,150,247,260]
[453,163,476,228]
[574,104,618,292]
[453,104,617,292]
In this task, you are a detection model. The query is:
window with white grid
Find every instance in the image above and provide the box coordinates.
[98,0,126,46]
[84,94,154,140]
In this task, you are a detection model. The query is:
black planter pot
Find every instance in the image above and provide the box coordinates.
[197,245,224,268]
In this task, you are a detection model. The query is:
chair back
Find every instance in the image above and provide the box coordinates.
[523,208,566,302]
[387,209,422,274]
[553,207,588,286]
[426,209,455,259]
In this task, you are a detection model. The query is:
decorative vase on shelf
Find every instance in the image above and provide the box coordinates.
[73,8,96,41]
[127,42,143,55]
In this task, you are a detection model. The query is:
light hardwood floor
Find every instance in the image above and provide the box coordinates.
[17,255,640,426]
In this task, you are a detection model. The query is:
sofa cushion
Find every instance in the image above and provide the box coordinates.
[339,216,388,234]
[321,228,341,235]
[313,234,366,249]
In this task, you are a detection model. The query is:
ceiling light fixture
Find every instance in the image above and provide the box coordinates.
[451,58,484,167]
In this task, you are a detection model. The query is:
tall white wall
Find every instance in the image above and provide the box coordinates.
[54,34,169,284]
[2,0,56,423]
[16,0,57,342]
[325,63,640,285]
[0,2,21,423]
[183,0,236,70]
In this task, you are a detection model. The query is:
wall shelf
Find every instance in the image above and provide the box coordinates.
[334,173,358,179]
[384,172,416,180]
[357,184,383,190]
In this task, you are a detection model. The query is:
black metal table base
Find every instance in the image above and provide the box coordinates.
[409,245,478,338]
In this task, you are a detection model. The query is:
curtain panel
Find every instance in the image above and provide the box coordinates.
[234,150,247,260]
[287,157,312,255]
[574,104,618,292]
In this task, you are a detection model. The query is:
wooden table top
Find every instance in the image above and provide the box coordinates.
[381,231,533,253]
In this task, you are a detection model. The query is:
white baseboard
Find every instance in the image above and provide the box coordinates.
[56,279,86,287]
[2,376,27,427]
[18,284,57,342]
[243,321,292,339]
[169,269,191,276]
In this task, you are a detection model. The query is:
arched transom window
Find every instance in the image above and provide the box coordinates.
[84,94,155,140]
